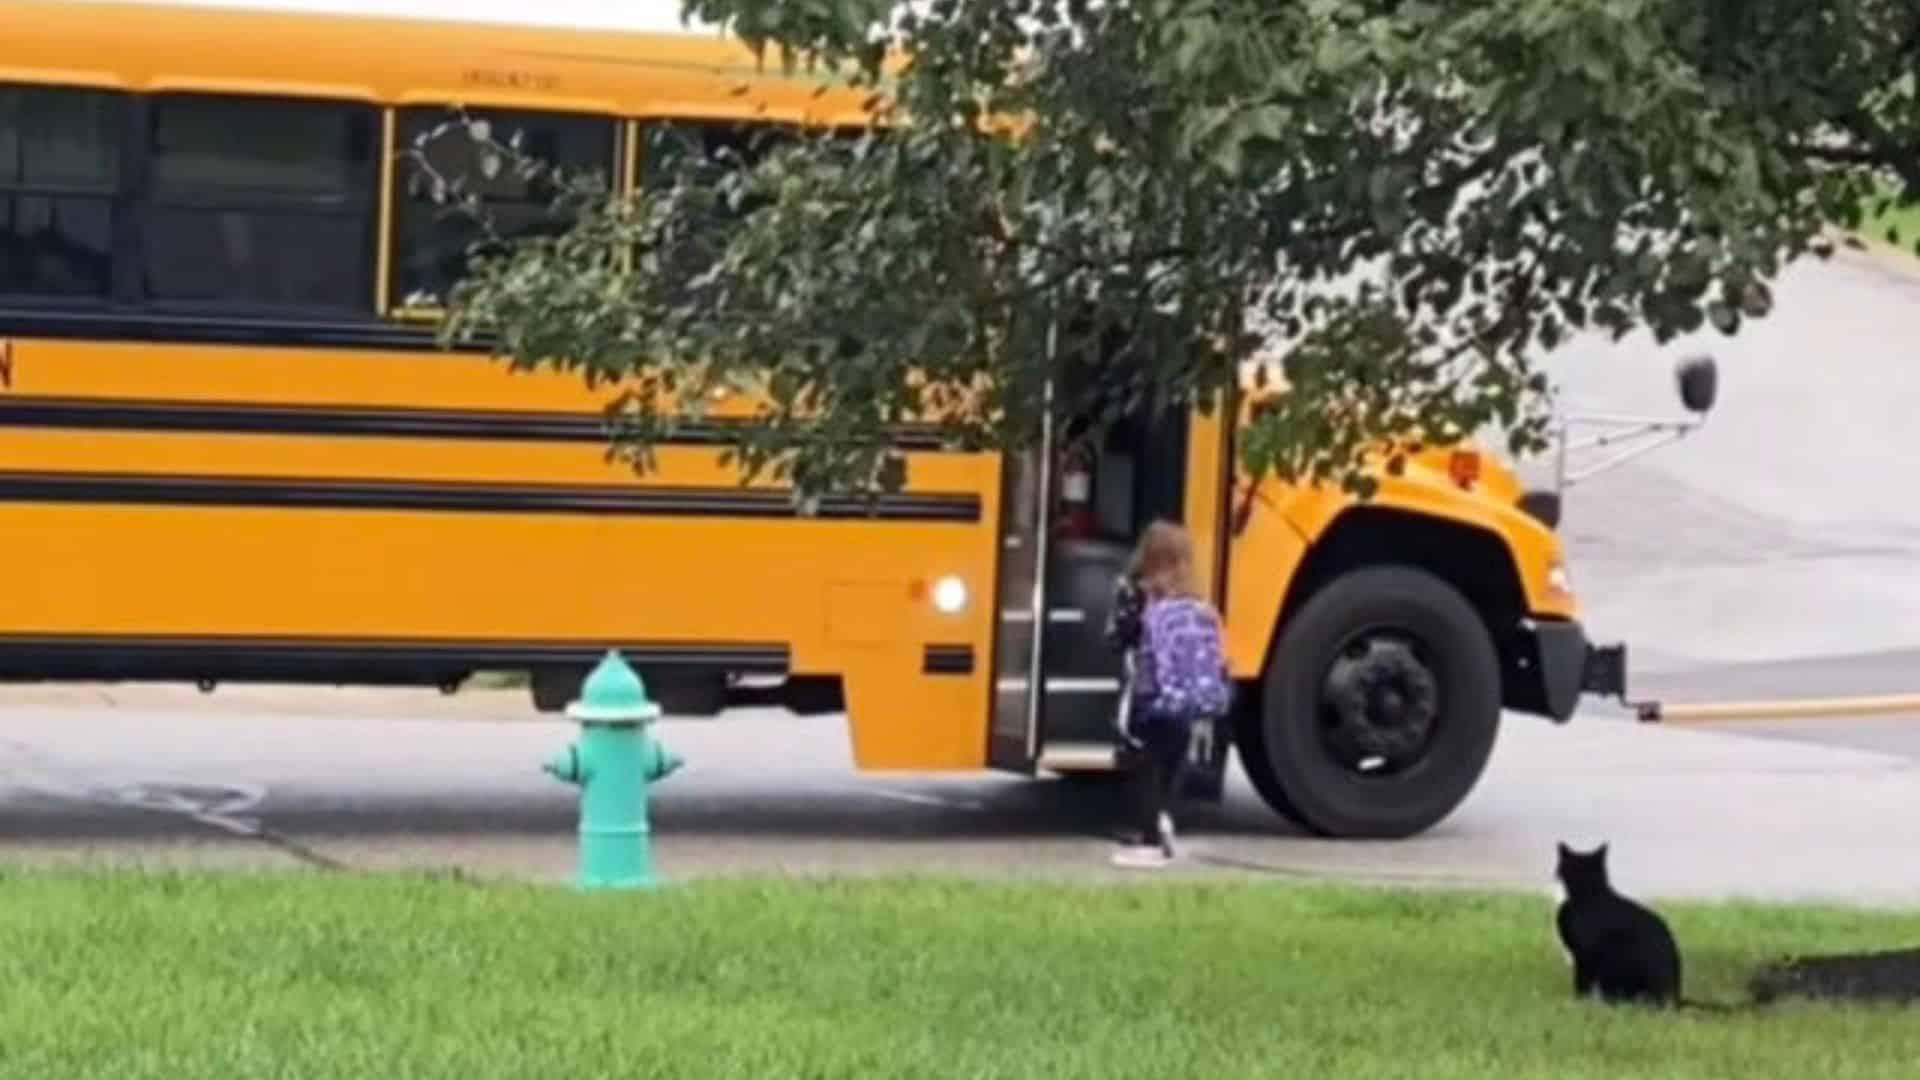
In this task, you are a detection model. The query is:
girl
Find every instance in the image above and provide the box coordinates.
[1107,520,1231,869]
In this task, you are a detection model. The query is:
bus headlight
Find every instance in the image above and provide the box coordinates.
[1547,562,1573,597]
[932,575,969,615]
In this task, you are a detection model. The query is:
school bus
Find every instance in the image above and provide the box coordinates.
[0,0,1628,838]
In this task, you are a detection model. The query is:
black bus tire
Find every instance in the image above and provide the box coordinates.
[1253,565,1502,839]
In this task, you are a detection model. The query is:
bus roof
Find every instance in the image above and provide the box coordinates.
[0,0,881,123]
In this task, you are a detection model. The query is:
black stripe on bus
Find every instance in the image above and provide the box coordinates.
[0,471,981,522]
[0,396,948,451]
[0,308,454,352]
[922,644,975,676]
[0,634,788,683]
[0,634,788,669]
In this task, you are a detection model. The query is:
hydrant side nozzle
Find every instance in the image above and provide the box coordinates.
[542,744,582,784]
[653,745,685,780]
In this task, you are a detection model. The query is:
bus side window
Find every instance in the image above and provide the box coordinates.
[638,119,883,215]
[390,107,617,312]
[0,83,122,301]
[638,119,793,285]
[140,93,378,314]
[640,119,797,193]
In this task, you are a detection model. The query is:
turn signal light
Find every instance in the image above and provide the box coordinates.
[1447,450,1481,489]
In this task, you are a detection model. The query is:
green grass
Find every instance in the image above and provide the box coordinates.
[1858,183,1920,250]
[3,871,1920,1079]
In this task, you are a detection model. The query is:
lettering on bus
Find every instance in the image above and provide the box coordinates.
[0,340,12,390]
[462,68,560,92]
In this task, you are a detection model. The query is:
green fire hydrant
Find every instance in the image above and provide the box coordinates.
[542,650,683,890]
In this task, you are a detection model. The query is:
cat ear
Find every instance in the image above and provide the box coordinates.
[1596,843,1609,859]
[1556,841,1570,857]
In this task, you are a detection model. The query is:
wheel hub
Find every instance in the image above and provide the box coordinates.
[1322,636,1440,770]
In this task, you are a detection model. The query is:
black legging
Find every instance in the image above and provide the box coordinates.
[1131,717,1191,844]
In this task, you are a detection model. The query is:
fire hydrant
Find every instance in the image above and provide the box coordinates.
[542,650,683,890]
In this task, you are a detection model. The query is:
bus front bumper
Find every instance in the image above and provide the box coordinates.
[1529,619,1628,723]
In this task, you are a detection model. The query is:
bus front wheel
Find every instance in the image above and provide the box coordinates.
[1250,565,1501,839]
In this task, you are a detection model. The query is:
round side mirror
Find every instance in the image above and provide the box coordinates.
[1676,354,1717,415]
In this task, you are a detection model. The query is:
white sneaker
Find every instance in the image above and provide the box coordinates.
[1157,813,1177,859]
[1111,845,1172,869]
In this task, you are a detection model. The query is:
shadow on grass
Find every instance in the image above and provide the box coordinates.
[1751,947,1920,1006]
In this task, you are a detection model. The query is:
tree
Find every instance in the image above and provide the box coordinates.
[430,0,1920,500]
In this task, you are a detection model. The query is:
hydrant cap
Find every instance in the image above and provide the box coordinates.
[566,649,662,722]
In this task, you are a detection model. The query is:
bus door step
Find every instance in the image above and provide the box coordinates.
[1037,741,1121,773]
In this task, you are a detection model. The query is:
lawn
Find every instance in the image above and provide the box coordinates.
[1858,184,1920,250]
[2,871,1919,1079]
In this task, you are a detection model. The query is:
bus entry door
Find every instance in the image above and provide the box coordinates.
[986,400,1180,775]
[988,398,1230,786]
[986,432,1053,772]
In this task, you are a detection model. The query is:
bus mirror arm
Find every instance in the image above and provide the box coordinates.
[1551,414,1706,487]
[1546,353,1716,494]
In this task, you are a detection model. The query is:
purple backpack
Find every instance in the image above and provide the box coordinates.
[1137,596,1232,720]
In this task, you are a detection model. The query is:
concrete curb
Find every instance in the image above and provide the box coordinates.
[1639,693,1920,724]
[1825,226,1920,285]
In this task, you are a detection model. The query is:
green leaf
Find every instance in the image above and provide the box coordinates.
[1706,301,1739,335]
[1209,130,1246,177]
[1242,104,1291,143]
[1173,16,1217,75]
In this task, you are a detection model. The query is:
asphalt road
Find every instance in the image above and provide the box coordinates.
[2,682,1919,904]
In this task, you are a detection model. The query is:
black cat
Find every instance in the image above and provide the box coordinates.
[1554,842,1731,1009]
